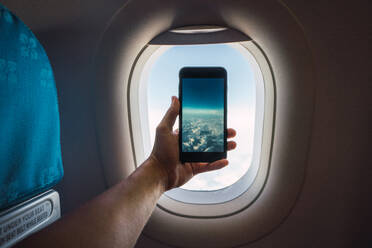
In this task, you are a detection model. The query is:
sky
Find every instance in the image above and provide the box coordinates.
[182,78,224,111]
[144,43,258,191]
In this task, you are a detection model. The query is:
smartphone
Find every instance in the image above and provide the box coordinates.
[179,67,227,163]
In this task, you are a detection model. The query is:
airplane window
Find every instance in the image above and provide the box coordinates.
[142,43,260,191]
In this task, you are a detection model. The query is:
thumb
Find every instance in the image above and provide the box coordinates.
[160,96,179,130]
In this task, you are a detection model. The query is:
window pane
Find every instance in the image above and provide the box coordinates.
[145,44,256,191]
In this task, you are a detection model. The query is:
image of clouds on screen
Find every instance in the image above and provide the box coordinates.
[182,78,224,152]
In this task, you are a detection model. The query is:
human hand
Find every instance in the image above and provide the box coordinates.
[149,96,237,191]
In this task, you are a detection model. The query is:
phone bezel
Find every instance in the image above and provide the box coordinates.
[179,67,227,163]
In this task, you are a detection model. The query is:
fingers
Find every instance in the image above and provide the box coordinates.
[227,141,237,151]
[227,128,236,139]
[158,96,180,131]
[191,159,229,175]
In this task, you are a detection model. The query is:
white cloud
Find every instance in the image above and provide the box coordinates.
[186,177,208,189]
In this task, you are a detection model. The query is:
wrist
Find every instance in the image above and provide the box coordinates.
[146,155,169,193]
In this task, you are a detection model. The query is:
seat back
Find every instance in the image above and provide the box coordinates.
[0,4,63,247]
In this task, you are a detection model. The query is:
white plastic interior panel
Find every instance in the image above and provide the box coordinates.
[93,0,315,247]
[0,190,61,248]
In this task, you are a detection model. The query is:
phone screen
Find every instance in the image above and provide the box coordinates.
[181,78,225,153]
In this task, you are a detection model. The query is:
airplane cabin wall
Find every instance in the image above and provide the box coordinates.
[0,0,370,247]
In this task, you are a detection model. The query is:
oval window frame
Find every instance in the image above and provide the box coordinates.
[128,40,275,216]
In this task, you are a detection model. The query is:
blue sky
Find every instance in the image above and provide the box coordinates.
[148,44,255,109]
[146,43,257,190]
[182,78,224,111]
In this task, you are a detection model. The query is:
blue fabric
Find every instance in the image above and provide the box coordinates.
[0,4,63,210]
